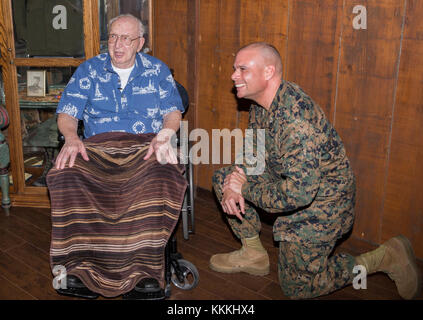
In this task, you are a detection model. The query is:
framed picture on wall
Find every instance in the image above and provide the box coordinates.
[27,70,46,97]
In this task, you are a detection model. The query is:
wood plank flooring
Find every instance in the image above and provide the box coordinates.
[0,188,422,301]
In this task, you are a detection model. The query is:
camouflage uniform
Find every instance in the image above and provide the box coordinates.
[212,81,356,299]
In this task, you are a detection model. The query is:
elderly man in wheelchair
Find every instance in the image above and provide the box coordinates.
[47,14,197,300]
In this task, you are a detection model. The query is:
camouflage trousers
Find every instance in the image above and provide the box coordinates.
[212,165,357,299]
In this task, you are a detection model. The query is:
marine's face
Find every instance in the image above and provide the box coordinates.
[231,48,267,102]
[108,17,145,69]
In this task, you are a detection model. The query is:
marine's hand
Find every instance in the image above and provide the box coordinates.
[54,137,89,170]
[223,166,247,194]
[221,188,245,221]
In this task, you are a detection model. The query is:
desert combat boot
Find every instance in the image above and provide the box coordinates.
[209,235,270,276]
[355,235,422,300]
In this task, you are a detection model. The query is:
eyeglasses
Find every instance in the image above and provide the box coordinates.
[108,34,141,46]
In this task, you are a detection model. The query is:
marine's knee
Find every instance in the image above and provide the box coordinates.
[277,242,322,300]
[278,269,317,300]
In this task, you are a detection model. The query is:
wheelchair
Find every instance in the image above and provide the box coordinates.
[55,81,199,300]
[163,80,199,298]
[164,154,198,298]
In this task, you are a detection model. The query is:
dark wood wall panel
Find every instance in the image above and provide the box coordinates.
[285,0,343,120]
[382,0,423,258]
[153,0,192,122]
[195,0,241,188]
[153,0,188,81]
[334,0,405,243]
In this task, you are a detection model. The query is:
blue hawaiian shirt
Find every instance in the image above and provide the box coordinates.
[56,52,184,138]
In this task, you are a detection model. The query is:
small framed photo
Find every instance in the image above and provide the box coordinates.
[27,70,46,97]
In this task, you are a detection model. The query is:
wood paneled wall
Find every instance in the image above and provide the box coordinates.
[153,0,423,259]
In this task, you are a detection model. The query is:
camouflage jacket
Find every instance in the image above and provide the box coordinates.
[239,81,356,242]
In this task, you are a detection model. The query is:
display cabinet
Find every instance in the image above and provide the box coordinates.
[0,0,152,208]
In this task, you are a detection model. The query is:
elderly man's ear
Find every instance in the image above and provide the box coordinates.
[264,65,276,81]
[137,37,146,52]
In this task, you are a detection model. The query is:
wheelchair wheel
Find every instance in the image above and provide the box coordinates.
[171,259,199,290]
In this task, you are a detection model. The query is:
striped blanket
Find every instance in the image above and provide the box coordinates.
[46,132,187,297]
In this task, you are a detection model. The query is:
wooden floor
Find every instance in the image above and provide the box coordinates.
[0,188,422,301]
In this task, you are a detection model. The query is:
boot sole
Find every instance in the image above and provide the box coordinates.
[393,235,422,299]
[209,262,270,276]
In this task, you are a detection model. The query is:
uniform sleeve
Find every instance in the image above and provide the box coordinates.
[157,65,185,117]
[234,105,268,183]
[241,120,321,213]
[56,63,91,120]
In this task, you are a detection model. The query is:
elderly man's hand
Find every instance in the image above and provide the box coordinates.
[143,128,178,164]
[54,137,89,170]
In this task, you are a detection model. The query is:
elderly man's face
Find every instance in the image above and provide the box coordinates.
[108,17,145,69]
[231,48,267,103]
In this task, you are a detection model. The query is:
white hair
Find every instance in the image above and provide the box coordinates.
[108,14,145,37]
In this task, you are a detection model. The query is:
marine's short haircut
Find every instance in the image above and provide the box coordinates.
[238,42,283,76]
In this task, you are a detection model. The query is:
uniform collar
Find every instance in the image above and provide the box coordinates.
[266,79,286,115]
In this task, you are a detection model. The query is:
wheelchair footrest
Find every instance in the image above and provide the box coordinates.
[122,288,166,300]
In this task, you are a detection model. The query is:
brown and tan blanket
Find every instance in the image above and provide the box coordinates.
[46,132,187,297]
